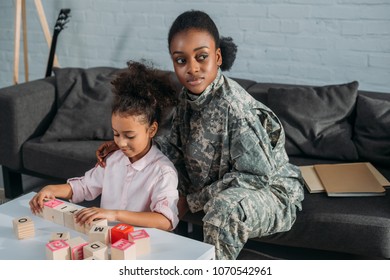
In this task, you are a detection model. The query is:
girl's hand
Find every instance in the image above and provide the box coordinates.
[75,207,117,225]
[29,185,57,215]
[96,140,118,168]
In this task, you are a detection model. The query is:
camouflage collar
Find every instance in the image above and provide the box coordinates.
[183,69,224,110]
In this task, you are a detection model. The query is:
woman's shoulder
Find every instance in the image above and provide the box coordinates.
[220,76,278,123]
[220,76,259,110]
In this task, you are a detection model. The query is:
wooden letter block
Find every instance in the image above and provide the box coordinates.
[42,199,65,224]
[74,219,86,234]
[128,229,150,256]
[46,240,70,260]
[88,225,110,245]
[63,208,79,230]
[50,232,70,242]
[53,203,75,226]
[83,241,108,260]
[67,236,88,260]
[111,238,136,260]
[111,223,134,244]
[84,218,108,234]
[13,216,35,240]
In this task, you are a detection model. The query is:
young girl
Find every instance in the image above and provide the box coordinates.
[98,10,304,259]
[29,61,179,231]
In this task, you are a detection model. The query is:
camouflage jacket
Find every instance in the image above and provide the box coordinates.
[157,70,304,213]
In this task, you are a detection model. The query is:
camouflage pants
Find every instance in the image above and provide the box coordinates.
[202,187,297,260]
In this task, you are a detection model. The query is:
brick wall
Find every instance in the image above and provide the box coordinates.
[0,0,389,92]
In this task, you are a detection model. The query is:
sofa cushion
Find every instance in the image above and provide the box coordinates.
[267,81,359,160]
[354,94,390,165]
[23,138,104,179]
[257,188,390,258]
[40,67,121,142]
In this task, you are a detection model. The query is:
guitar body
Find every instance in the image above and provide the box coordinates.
[45,9,71,78]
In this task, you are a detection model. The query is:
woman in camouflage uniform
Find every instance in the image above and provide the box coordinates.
[164,10,304,260]
[98,10,304,260]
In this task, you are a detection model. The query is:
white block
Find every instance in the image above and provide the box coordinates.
[88,225,110,245]
[12,216,35,240]
[63,208,79,230]
[84,218,108,234]
[83,241,108,260]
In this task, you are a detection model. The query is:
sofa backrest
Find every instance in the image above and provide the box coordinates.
[47,67,388,166]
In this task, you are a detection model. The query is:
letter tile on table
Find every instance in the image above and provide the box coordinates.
[128,229,150,256]
[88,225,110,245]
[83,241,108,260]
[12,216,35,240]
[111,238,136,260]
[46,240,70,260]
[110,223,134,244]
[67,236,88,260]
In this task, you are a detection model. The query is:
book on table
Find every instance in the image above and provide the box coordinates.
[299,162,389,197]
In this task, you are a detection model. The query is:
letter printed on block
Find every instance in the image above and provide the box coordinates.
[110,223,134,244]
[111,238,136,260]
[46,240,70,260]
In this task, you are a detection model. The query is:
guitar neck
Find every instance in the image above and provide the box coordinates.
[45,31,60,78]
[44,8,71,78]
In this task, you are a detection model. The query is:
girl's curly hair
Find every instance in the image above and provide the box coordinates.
[111,61,178,125]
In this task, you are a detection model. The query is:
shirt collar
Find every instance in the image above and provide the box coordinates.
[120,144,159,171]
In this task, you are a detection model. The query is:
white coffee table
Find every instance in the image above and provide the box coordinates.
[0,192,215,260]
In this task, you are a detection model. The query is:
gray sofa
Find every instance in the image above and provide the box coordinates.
[0,66,389,259]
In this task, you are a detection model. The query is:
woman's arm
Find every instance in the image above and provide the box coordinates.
[186,110,289,213]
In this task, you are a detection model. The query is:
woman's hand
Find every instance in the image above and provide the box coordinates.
[96,140,119,167]
[75,207,117,225]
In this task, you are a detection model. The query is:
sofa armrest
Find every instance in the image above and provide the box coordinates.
[0,77,56,170]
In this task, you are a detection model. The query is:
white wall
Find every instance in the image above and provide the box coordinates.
[0,0,389,92]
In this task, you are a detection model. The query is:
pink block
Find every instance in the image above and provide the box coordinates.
[112,238,135,251]
[43,199,64,208]
[46,240,69,252]
[128,229,149,240]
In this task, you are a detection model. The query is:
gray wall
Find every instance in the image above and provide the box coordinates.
[1,0,390,92]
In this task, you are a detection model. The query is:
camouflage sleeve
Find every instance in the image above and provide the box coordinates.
[186,109,284,213]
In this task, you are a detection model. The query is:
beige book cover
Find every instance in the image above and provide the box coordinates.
[313,163,386,197]
[300,162,389,196]
[299,165,326,193]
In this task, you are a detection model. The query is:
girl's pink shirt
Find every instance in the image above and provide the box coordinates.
[67,145,179,228]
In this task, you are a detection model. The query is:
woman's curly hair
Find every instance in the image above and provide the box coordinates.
[111,61,178,125]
